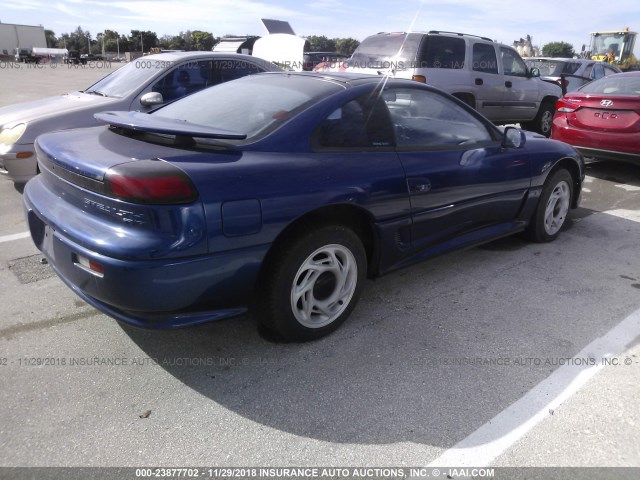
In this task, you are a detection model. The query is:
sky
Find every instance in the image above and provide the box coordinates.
[1,0,639,55]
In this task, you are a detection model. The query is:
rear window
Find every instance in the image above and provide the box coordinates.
[579,74,640,95]
[349,34,422,70]
[153,74,342,142]
[418,36,466,69]
[525,59,581,77]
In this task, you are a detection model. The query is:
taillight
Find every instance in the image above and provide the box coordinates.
[556,99,577,114]
[104,159,198,205]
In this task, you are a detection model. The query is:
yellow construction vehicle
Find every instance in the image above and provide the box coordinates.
[589,27,638,71]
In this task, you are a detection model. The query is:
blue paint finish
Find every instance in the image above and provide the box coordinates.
[29,162,208,260]
[23,73,584,330]
[222,199,262,236]
[398,144,531,251]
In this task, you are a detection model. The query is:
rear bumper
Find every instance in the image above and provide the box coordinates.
[573,147,640,164]
[24,192,269,329]
[551,119,640,164]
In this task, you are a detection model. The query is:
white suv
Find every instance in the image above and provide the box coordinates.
[321,31,562,136]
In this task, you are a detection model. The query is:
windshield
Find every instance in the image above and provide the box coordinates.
[591,33,627,57]
[525,59,580,77]
[153,74,343,142]
[349,33,422,69]
[85,60,164,98]
[579,74,640,95]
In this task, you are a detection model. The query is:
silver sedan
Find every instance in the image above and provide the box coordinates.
[0,51,279,183]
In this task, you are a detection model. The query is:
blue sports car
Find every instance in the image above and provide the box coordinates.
[23,72,584,341]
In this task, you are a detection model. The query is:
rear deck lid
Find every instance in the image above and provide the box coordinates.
[35,112,245,181]
[564,93,640,133]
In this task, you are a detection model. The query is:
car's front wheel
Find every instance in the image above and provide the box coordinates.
[525,168,573,242]
[526,100,555,137]
[257,225,367,342]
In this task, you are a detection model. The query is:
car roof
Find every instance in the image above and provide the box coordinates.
[258,71,427,88]
[526,57,594,63]
[365,31,518,49]
[143,51,258,62]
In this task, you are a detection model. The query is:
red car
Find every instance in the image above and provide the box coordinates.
[551,71,640,163]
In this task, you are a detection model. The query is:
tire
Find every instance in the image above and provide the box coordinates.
[526,101,555,137]
[525,169,573,243]
[256,225,367,342]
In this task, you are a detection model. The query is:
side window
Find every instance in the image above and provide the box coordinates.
[472,43,498,74]
[419,36,466,69]
[152,60,212,102]
[592,64,605,80]
[564,62,581,75]
[217,60,263,83]
[384,88,493,148]
[583,64,594,79]
[500,48,528,77]
[316,96,394,149]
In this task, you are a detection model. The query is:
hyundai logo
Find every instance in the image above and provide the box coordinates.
[600,99,614,107]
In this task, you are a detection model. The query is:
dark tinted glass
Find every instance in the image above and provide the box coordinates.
[154,74,342,141]
[473,43,498,74]
[419,36,466,69]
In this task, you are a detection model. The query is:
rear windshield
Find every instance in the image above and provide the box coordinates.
[153,74,343,142]
[349,34,422,70]
[525,59,580,76]
[579,74,640,95]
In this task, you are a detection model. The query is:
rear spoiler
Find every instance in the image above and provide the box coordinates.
[94,111,247,140]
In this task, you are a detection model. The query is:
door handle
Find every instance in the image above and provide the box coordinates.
[505,81,512,88]
[475,78,483,85]
[407,177,432,193]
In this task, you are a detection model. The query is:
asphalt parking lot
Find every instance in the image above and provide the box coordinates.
[1,62,640,477]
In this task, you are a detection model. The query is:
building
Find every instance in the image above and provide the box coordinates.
[0,23,46,57]
[513,35,540,58]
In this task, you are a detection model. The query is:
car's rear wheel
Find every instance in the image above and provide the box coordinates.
[525,168,573,242]
[257,225,367,342]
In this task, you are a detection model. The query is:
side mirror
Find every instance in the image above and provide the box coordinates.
[529,67,540,78]
[140,92,164,107]
[503,126,526,149]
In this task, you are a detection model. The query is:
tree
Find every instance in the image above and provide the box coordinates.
[306,35,336,52]
[541,42,575,58]
[129,30,158,53]
[169,35,187,50]
[171,31,193,51]
[158,34,174,50]
[44,30,57,48]
[102,30,124,54]
[191,31,215,51]
[60,26,92,54]
[335,38,359,56]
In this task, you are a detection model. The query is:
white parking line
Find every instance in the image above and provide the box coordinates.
[427,306,640,468]
[604,209,640,223]
[0,231,30,244]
